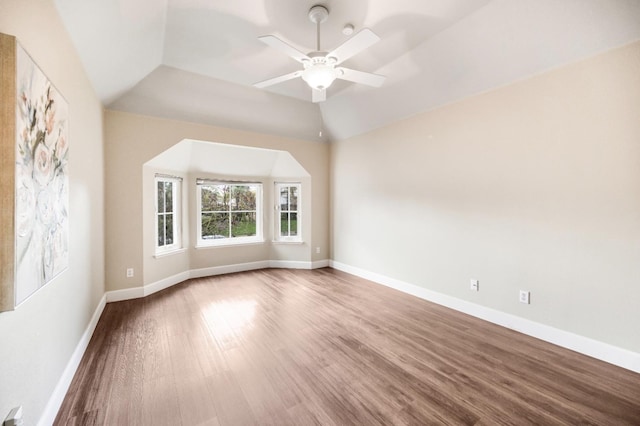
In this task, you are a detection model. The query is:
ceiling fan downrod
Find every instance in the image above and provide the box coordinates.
[308,5,329,52]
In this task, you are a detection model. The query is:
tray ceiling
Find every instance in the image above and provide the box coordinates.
[54,0,640,141]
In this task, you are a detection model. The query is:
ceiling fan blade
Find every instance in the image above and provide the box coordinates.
[254,70,302,89]
[258,35,310,63]
[328,28,380,65]
[337,67,386,87]
[312,88,326,103]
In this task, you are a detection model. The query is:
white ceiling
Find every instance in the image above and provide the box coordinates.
[145,139,310,178]
[54,0,640,142]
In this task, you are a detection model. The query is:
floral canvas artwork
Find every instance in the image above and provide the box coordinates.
[15,45,69,305]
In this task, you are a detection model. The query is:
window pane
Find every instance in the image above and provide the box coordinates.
[279,187,289,211]
[232,185,257,211]
[199,182,262,244]
[231,212,256,237]
[201,185,227,212]
[289,186,298,211]
[200,186,214,211]
[219,186,231,210]
[165,182,173,213]
[202,212,229,239]
[290,212,297,236]
[156,177,182,251]
[165,213,173,244]
[280,212,288,237]
[157,182,165,214]
[216,185,230,211]
[158,214,165,246]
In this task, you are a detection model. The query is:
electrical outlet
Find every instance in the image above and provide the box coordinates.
[126,268,134,278]
[519,290,530,304]
[316,247,320,254]
[4,406,23,426]
[470,279,479,291]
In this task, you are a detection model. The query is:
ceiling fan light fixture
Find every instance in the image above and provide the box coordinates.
[253,4,385,102]
[302,63,338,90]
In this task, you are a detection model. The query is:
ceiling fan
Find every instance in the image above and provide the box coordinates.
[254,4,386,103]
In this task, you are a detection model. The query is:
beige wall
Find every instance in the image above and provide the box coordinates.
[105,111,329,291]
[0,0,105,424]
[331,41,640,353]
[1,3,635,422]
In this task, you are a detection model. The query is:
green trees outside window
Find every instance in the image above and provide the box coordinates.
[155,176,182,253]
[276,183,301,241]
[199,183,261,243]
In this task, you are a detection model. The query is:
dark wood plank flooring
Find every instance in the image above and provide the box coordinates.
[55,268,640,425]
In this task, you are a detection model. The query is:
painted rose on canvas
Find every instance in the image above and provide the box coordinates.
[15,45,69,305]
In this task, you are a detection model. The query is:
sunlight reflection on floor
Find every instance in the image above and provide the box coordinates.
[202,299,258,349]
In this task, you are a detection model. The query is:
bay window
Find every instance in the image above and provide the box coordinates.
[275,182,301,242]
[197,180,263,246]
[155,175,182,254]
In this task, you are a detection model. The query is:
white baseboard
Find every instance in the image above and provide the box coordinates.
[311,259,330,269]
[269,260,310,269]
[105,286,144,302]
[330,260,640,374]
[145,271,191,296]
[106,259,331,303]
[190,261,270,279]
[269,259,330,269]
[39,294,107,426]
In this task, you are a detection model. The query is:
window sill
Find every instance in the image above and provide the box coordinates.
[154,247,187,258]
[196,239,265,249]
[272,240,304,245]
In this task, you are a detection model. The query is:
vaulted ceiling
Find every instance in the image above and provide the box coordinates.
[54,0,640,142]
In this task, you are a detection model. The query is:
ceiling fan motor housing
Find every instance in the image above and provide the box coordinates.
[305,51,337,65]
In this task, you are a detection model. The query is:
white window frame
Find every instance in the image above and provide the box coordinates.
[196,180,264,247]
[275,182,302,243]
[155,175,182,255]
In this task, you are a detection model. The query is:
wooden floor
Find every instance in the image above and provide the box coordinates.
[55,268,640,425]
